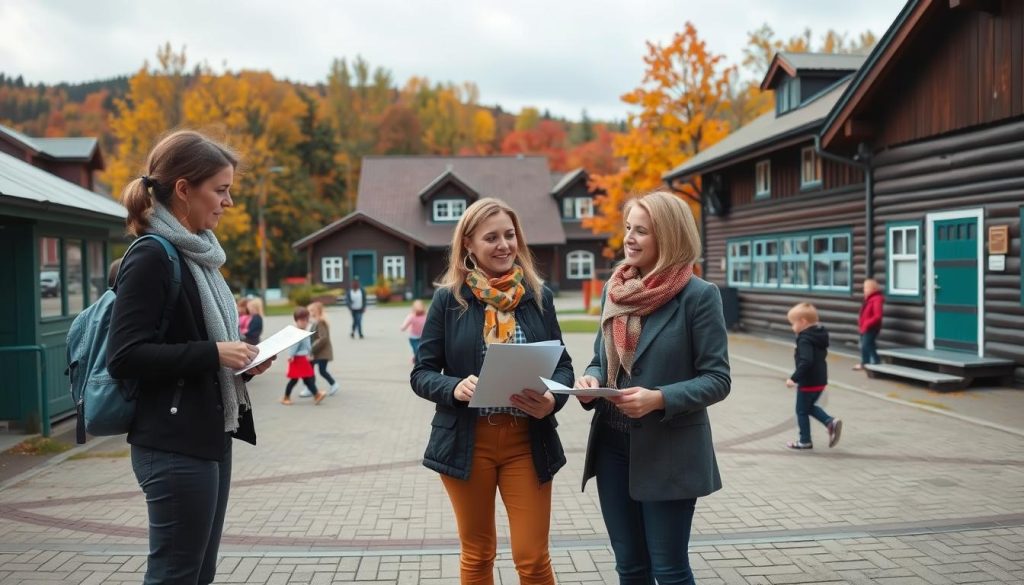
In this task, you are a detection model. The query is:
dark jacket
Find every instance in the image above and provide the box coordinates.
[791,324,830,389]
[581,277,731,501]
[858,290,884,334]
[244,313,263,345]
[345,286,367,311]
[107,238,256,461]
[410,284,573,482]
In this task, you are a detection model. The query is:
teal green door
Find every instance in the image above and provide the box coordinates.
[350,252,376,286]
[932,217,979,352]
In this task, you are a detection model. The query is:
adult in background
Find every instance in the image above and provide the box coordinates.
[411,197,573,584]
[107,130,274,584]
[345,277,366,339]
[575,190,731,584]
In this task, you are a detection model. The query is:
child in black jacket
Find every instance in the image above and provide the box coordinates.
[785,302,843,450]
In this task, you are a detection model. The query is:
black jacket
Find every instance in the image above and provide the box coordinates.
[107,238,255,461]
[790,324,830,389]
[410,284,573,482]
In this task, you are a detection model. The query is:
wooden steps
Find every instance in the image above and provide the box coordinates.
[868,347,1016,391]
[863,363,966,391]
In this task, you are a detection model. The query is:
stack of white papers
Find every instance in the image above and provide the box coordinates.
[234,325,314,374]
[469,341,564,408]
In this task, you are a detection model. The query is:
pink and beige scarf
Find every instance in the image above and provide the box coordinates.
[602,262,693,386]
[466,265,526,344]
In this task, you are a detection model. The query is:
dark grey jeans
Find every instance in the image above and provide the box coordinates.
[131,434,232,585]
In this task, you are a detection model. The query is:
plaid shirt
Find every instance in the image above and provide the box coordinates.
[477,324,529,417]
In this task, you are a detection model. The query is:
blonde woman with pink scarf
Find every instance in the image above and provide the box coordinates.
[575,190,731,584]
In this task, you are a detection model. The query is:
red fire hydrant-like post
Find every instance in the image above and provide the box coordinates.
[582,279,591,313]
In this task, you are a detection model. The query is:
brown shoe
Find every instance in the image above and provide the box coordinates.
[314,391,326,405]
[280,397,293,405]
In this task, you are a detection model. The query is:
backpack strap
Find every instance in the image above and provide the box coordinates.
[118,234,182,341]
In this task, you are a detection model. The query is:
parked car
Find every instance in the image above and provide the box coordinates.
[40,271,60,297]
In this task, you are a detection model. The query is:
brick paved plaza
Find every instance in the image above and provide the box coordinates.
[1,300,1022,584]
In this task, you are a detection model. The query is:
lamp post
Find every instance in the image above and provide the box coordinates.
[258,165,286,303]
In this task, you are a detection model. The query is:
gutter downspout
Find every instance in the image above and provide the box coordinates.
[814,135,874,278]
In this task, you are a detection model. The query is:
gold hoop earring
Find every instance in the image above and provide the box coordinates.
[462,254,476,272]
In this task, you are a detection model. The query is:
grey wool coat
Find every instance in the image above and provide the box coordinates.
[582,276,731,501]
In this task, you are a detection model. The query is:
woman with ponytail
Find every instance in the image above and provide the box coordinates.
[410,197,573,585]
[575,191,731,584]
[107,130,275,584]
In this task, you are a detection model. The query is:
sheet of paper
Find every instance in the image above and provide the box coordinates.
[469,341,565,408]
[234,325,314,374]
[539,377,623,397]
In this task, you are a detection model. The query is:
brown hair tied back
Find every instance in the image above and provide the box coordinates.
[121,130,238,236]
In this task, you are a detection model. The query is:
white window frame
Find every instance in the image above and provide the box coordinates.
[800,147,822,188]
[566,250,594,280]
[383,255,405,281]
[562,197,574,219]
[755,160,771,198]
[433,198,466,222]
[887,224,920,296]
[321,257,344,283]
[574,197,594,219]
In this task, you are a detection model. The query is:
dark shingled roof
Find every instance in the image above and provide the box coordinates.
[356,156,567,247]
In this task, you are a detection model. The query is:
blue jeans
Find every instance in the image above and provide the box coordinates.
[796,391,833,444]
[408,337,421,357]
[860,330,879,365]
[350,309,364,337]
[131,435,232,585]
[311,358,335,386]
[594,425,697,584]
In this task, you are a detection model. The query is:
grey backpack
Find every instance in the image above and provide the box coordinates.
[65,234,181,443]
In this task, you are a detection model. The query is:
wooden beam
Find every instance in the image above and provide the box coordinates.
[843,119,875,140]
[949,0,1000,15]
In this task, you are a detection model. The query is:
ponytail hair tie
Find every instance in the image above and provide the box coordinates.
[141,175,155,189]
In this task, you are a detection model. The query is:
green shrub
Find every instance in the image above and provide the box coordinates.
[288,285,313,307]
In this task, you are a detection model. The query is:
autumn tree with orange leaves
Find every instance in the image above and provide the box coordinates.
[588,22,733,255]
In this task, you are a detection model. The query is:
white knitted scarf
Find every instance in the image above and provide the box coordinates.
[148,204,250,432]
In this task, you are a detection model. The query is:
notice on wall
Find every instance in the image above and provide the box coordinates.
[988,254,1006,272]
[988,225,1009,254]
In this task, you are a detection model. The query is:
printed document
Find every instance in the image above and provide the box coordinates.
[469,341,565,408]
[234,325,313,374]
[539,377,623,397]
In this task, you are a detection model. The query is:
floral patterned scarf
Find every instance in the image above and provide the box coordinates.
[601,262,693,386]
[466,265,526,344]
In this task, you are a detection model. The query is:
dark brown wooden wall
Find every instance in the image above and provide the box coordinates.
[724,142,862,206]
[872,1,1024,148]
[871,119,1024,380]
[311,221,411,287]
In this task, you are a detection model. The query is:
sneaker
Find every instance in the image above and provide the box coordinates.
[328,382,339,396]
[828,418,843,448]
[314,391,327,405]
[279,397,293,405]
[350,332,355,339]
[786,440,813,450]
[299,388,313,398]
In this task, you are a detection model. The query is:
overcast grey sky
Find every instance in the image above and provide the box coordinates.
[0,0,903,120]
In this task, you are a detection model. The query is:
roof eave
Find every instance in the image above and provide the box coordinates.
[663,121,822,181]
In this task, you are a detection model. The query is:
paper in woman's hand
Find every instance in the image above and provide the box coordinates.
[539,377,622,397]
[234,325,313,374]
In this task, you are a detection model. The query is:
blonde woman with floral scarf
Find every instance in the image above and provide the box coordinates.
[411,197,573,585]
[575,191,731,585]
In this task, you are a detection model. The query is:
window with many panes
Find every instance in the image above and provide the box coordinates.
[383,255,405,281]
[433,199,466,221]
[562,197,594,220]
[727,230,851,293]
[755,160,771,198]
[887,224,920,296]
[800,147,822,188]
[567,250,594,279]
[321,257,344,283]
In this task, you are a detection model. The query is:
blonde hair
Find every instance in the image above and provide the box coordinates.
[623,190,701,277]
[246,298,265,317]
[863,278,880,293]
[411,299,426,316]
[121,130,238,236]
[787,302,819,324]
[435,197,544,312]
[307,301,327,323]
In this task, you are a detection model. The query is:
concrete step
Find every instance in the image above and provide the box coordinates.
[864,363,967,391]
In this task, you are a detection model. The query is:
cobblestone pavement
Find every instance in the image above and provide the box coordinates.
[1,301,1022,584]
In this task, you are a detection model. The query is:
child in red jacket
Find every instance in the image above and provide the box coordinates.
[854,278,884,370]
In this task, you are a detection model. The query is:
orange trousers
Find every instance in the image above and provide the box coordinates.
[440,414,555,585]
